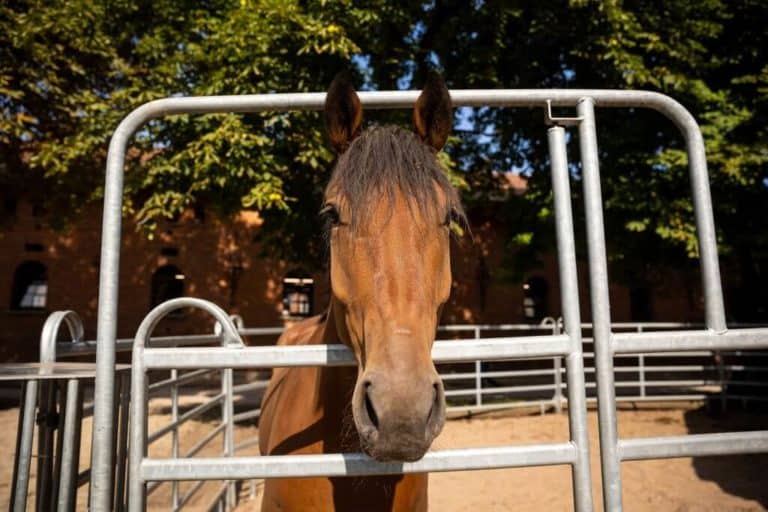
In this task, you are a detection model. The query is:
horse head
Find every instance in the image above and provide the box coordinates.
[322,72,462,462]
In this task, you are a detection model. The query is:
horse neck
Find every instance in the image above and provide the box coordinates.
[315,298,359,447]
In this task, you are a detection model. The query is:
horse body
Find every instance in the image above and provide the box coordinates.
[258,72,461,512]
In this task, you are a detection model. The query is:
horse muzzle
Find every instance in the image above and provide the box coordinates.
[351,369,446,462]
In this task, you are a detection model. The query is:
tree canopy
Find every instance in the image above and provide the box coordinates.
[2,0,766,318]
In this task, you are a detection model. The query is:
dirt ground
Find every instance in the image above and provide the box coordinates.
[1,402,766,511]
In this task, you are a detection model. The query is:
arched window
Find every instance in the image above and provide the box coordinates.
[11,261,48,310]
[523,276,548,322]
[150,264,185,308]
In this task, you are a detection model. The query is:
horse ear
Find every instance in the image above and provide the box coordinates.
[413,72,452,150]
[324,73,363,153]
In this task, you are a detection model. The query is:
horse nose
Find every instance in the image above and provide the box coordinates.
[353,371,446,462]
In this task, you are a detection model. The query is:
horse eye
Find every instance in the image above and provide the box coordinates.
[444,208,457,227]
[320,204,341,226]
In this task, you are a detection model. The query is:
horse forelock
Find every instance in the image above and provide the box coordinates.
[324,124,465,234]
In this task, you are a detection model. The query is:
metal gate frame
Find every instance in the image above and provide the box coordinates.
[90,89,768,511]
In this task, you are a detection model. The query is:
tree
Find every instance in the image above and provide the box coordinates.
[1,0,381,259]
[374,0,768,319]
[2,1,767,318]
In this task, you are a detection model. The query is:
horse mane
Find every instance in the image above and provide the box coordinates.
[325,124,465,233]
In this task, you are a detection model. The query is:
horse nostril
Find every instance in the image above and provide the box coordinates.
[427,381,444,425]
[364,382,379,429]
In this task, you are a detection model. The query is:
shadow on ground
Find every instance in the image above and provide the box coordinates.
[684,403,768,507]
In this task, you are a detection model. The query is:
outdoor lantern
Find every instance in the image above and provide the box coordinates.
[282,276,314,318]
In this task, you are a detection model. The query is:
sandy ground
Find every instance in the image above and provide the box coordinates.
[1,401,766,511]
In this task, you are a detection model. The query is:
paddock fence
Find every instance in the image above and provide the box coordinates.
[30,313,768,511]
[22,88,768,512]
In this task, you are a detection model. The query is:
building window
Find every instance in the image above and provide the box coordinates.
[282,275,314,318]
[151,264,185,308]
[11,261,48,310]
[523,276,548,322]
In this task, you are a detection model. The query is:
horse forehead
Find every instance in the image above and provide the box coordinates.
[367,189,445,229]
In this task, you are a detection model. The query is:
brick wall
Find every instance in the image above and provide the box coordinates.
[0,203,706,362]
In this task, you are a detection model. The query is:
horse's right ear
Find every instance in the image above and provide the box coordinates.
[324,73,363,153]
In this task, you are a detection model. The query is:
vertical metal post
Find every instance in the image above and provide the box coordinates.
[548,124,594,512]
[638,326,645,399]
[552,320,564,414]
[171,369,180,509]
[11,381,39,512]
[474,327,482,408]
[553,356,563,413]
[36,381,57,512]
[223,367,237,507]
[91,113,136,511]
[717,351,727,412]
[114,372,131,512]
[577,98,623,511]
[58,379,83,512]
[128,344,148,512]
[51,382,68,509]
[682,120,726,333]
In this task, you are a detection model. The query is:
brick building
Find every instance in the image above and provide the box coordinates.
[1,189,709,363]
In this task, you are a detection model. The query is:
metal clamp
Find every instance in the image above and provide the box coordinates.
[544,99,583,126]
[214,314,245,337]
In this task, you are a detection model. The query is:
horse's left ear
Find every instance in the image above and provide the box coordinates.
[413,72,452,151]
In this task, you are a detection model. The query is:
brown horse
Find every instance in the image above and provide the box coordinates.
[258,73,464,511]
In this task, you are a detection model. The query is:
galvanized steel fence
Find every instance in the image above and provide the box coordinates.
[52,88,768,511]
[22,315,767,510]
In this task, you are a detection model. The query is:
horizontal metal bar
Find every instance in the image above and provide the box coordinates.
[610,365,716,373]
[446,384,558,397]
[200,482,229,512]
[232,408,261,423]
[140,443,577,481]
[141,336,571,370]
[577,381,718,390]
[147,394,224,443]
[146,480,163,497]
[58,322,768,358]
[613,328,768,353]
[60,335,223,356]
[77,468,90,487]
[176,479,206,510]
[440,368,559,381]
[238,327,287,336]
[619,431,768,461]
[438,324,553,332]
[148,369,215,392]
[584,351,716,358]
[231,381,269,394]
[446,401,558,415]
[607,395,710,403]
[184,423,226,459]
[234,437,261,453]
[616,380,715,387]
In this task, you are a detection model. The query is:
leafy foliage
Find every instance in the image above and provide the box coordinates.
[2,1,767,317]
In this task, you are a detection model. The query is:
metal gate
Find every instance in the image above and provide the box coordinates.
[86,90,768,511]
